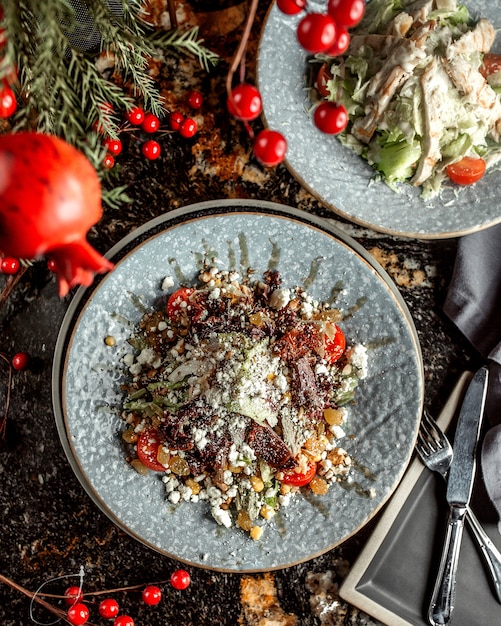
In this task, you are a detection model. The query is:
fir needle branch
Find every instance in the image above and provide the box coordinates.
[150,26,219,73]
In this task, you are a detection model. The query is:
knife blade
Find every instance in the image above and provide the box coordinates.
[428,365,489,626]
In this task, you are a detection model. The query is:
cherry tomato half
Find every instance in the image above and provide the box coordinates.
[445,156,486,185]
[324,324,346,364]
[480,53,501,79]
[166,287,196,321]
[315,63,333,98]
[136,428,167,472]
[281,460,317,487]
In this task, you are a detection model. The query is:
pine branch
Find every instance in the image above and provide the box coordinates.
[151,26,219,73]
[0,0,219,207]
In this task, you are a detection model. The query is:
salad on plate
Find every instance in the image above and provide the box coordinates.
[119,265,368,540]
[314,0,501,196]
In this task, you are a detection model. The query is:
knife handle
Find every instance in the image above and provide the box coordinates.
[466,506,501,603]
[428,506,466,626]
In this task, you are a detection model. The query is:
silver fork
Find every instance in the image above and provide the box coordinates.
[416,410,501,604]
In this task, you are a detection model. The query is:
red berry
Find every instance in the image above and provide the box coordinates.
[141,113,160,134]
[168,111,184,131]
[47,258,58,273]
[276,0,307,14]
[297,13,337,54]
[1,257,20,274]
[12,352,29,371]
[179,118,197,138]
[64,586,84,606]
[104,137,122,156]
[186,90,203,109]
[103,153,115,169]
[327,0,365,28]
[227,83,262,121]
[67,603,89,625]
[126,106,145,125]
[253,129,287,167]
[141,139,161,160]
[313,101,348,134]
[0,84,17,119]
[114,616,134,626]
[142,585,162,605]
[99,598,120,619]
[170,569,191,590]
[326,25,350,56]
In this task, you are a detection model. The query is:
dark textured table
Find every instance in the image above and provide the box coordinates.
[0,2,481,624]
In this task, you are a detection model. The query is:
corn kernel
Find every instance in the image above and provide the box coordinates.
[122,428,138,444]
[130,459,149,475]
[250,525,264,541]
[310,475,329,495]
[260,504,275,520]
[237,510,253,531]
[250,475,264,492]
[157,446,170,466]
[104,335,116,347]
[324,407,344,426]
[185,478,201,495]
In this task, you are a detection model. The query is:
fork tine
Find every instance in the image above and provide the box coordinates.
[416,429,438,455]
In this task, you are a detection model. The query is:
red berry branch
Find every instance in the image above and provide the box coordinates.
[0,568,191,626]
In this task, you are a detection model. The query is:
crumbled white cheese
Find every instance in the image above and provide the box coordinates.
[212,506,232,528]
[269,288,291,310]
[161,276,175,291]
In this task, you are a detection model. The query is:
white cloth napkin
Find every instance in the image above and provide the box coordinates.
[443,222,501,532]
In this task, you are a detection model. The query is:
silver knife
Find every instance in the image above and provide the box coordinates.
[428,365,489,626]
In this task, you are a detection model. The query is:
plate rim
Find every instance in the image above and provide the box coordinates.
[52,198,425,572]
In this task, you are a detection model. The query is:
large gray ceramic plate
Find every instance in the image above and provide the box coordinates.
[257,0,501,239]
[52,200,423,572]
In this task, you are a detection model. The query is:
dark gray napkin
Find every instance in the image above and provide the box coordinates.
[444,222,501,532]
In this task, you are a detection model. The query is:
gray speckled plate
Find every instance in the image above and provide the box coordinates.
[257,0,501,239]
[52,200,423,572]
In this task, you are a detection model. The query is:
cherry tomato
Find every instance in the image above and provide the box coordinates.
[168,111,184,131]
[253,129,287,167]
[0,84,17,119]
[326,25,350,56]
[67,603,89,625]
[141,113,160,134]
[316,63,333,98]
[276,0,307,15]
[186,90,203,109]
[480,53,501,79]
[113,616,134,626]
[327,0,365,28]
[281,460,317,486]
[104,137,123,156]
[141,139,161,160]
[126,106,145,125]
[12,352,30,371]
[170,569,191,590]
[445,156,487,185]
[142,585,162,605]
[313,101,348,134]
[98,598,120,618]
[167,287,196,321]
[179,117,197,138]
[64,585,84,606]
[136,428,167,472]
[323,324,346,363]
[297,13,337,54]
[1,257,20,274]
[227,83,262,121]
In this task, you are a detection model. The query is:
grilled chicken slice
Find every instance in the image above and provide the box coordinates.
[411,58,450,185]
[352,24,431,143]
